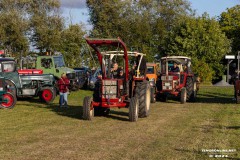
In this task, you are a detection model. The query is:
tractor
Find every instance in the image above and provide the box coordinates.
[82,38,151,122]
[156,56,197,103]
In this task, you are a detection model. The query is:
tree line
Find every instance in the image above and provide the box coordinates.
[0,0,239,82]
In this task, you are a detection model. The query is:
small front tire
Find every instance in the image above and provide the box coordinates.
[180,87,187,104]
[129,97,139,122]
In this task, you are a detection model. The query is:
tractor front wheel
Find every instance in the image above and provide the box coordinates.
[129,97,139,122]
[39,87,56,104]
[83,96,94,120]
[136,81,151,118]
[180,87,187,104]
[0,92,17,109]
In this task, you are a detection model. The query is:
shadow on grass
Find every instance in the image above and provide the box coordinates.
[196,92,234,104]
[19,97,131,121]
[156,92,234,104]
[105,110,129,121]
[225,126,240,130]
[17,97,84,120]
[49,105,83,120]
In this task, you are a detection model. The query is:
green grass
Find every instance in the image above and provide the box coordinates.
[0,86,239,159]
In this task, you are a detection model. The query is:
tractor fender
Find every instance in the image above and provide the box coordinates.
[4,78,18,97]
[36,85,56,96]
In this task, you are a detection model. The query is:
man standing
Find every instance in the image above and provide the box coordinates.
[57,73,70,108]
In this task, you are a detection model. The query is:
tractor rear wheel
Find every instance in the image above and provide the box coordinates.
[39,87,56,104]
[0,92,17,109]
[136,81,151,118]
[83,96,94,120]
[129,97,139,122]
[186,77,196,102]
[180,87,187,104]
[150,87,156,103]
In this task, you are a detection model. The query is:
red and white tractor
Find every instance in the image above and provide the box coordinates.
[82,38,151,122]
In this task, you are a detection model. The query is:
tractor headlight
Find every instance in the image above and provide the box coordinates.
[149,79,155,86]
[120,85,123,89]
[149,78,155,81]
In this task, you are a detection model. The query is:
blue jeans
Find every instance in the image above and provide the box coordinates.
[59,92,68,106]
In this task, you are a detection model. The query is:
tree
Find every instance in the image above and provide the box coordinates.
[219,5,240,54]
[86,0,192,62]
[59,24,87,67]
[164,14,231,82]
[28,0,64,53]
[0,0,29,54]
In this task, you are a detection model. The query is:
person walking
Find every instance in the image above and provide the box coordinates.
[58,73,70,108]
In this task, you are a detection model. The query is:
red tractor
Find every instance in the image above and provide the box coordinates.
[82,38,151,122]
[156,56,197,103]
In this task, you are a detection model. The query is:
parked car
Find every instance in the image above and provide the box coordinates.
[74,67,91,89]
[89,68,102,90]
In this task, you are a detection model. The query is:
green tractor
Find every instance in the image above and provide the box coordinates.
[34,54,78,90]
[0,57,56,108]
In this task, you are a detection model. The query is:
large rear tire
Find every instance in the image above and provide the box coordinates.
[0,92,17,109]
[180,87,187,104]
[129,97,139,122]
[83,96,94,120]
[39,87,56,104]
[136,81,151,118]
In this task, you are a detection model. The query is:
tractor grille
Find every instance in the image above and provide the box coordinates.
[162,80,173,90]
[102,80,117,98]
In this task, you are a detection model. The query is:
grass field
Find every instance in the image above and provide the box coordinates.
[0,86,240,160]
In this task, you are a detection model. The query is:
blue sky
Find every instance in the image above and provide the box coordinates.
[61,0,240,28]
[190,0,239,17]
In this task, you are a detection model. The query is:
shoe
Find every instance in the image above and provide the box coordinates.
[63,105,69,108]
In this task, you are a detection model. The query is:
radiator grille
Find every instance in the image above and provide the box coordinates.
[102,80,117,98]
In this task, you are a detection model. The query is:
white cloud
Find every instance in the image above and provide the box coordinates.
[60,0,86,9]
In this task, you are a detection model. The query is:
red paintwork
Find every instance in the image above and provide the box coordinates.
[92,101,127,108]
[42,89,53,102]
[1,93,14,108]
[18,69,43,75]
[85,38,129,81]
[160,72,189,94]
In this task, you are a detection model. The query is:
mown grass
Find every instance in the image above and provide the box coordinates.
[0,86,239,160]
